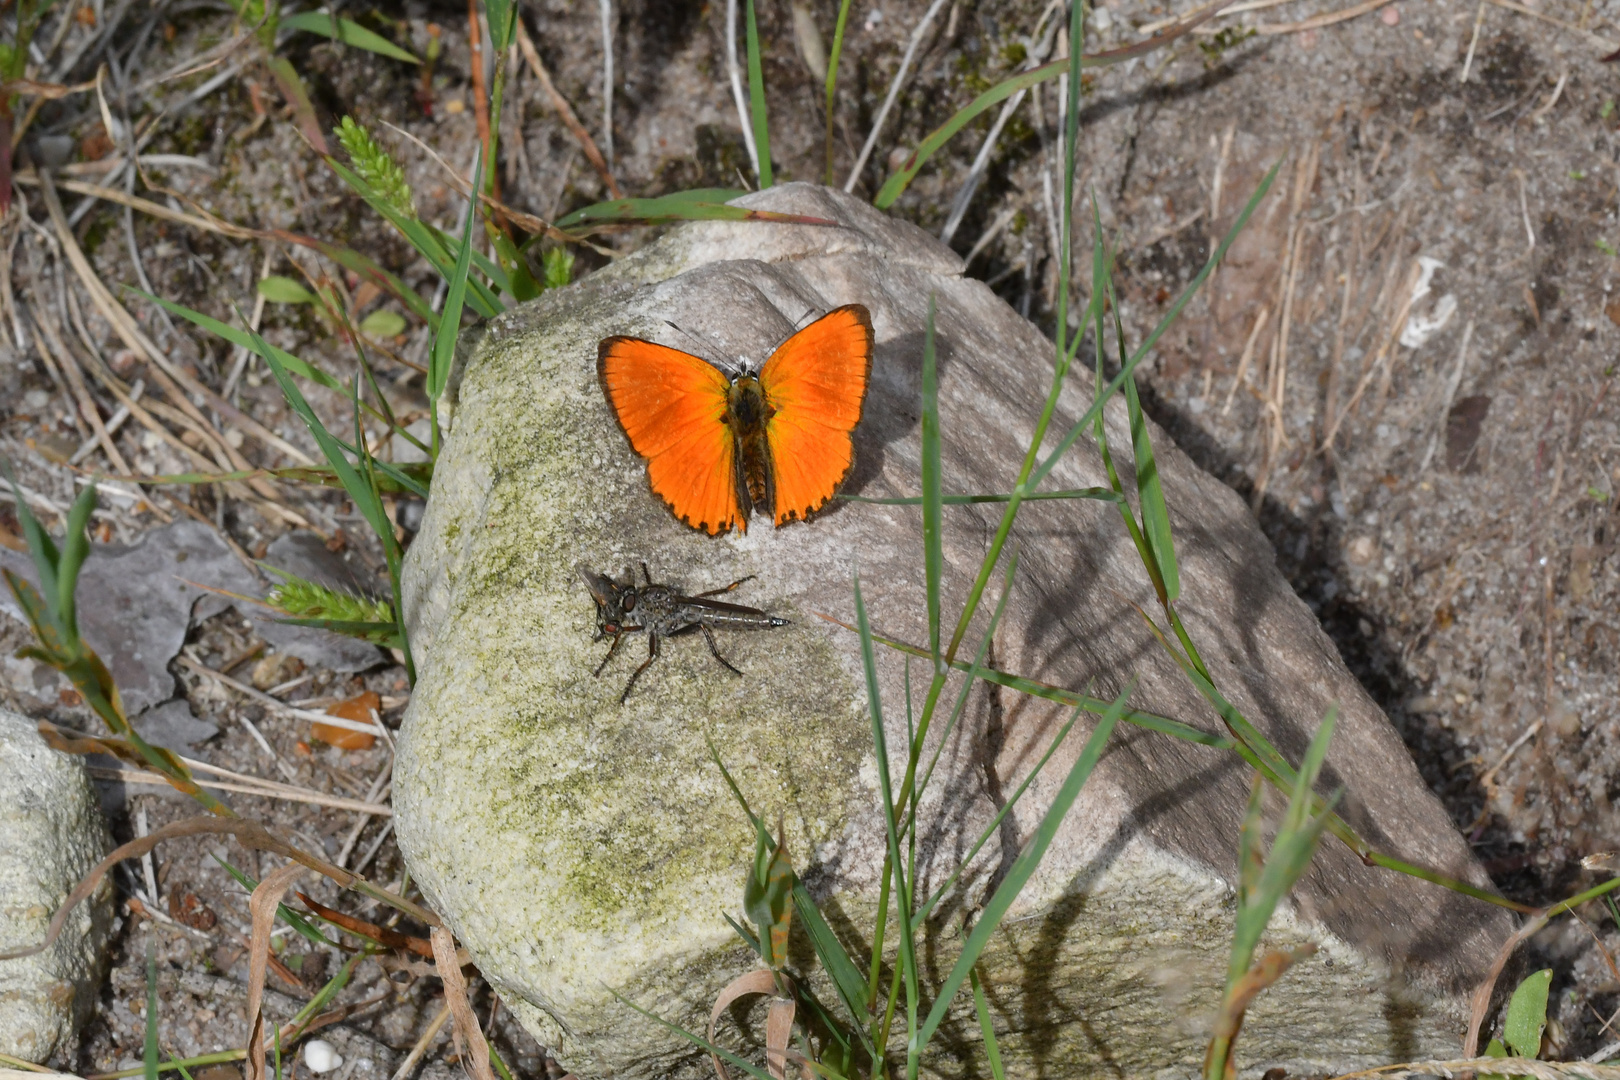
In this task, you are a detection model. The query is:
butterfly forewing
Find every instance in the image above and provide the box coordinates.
[598,337,742,535]
[759,305,875,526]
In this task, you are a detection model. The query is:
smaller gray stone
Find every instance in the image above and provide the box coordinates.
[133,699,219,749]
[0,521,382,721]
[0,708,116,1064]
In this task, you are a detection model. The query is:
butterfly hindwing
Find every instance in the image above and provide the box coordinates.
[759,305,874,526]
[598,337,743,535]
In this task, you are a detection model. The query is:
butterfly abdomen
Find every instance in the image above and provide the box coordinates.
[727,377,776,517]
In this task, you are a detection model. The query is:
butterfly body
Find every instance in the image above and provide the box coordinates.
[598,305,874,535]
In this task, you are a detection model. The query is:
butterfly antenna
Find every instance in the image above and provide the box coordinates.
[664,320,743,377]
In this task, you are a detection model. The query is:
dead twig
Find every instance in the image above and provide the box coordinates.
[844,0,953,192]
[0,816,438,965]
[1255,0,1397,34]
[513,19,622,197]
[390,1003,453,1080]
[245,862,307,1080]
[432,927,497,1080]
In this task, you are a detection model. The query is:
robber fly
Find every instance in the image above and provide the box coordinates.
[577,563,790,703]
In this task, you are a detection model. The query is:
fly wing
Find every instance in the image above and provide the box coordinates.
[757,305,874,527]
[598,337,745,536]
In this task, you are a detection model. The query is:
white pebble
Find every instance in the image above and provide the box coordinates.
[303,1040,344,1074]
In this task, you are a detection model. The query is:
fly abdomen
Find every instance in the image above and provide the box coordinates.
[680,600,790,632]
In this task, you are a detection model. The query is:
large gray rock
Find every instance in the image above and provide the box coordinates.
[395,184,1512,1079]
[0,708,116,1063]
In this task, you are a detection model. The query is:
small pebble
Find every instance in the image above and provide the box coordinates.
[303,1040,343,1074]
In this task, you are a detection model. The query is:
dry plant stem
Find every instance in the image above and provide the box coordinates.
[1464,908,1554,1059]
[245,862,307,1080]
[31,170,313,470]
[379,123,592,253]
[513,20,622,197]
[1460,0,1488,81]
[1483,0,1617,49]
[177,655,391,738]
[36,173,289,502]
[1331,1060,1620,1080]
[70,380,142,464]
[1253,0,1396,33]
[599,0,616,171]
[844,0,952,192]
[1222,305,1270,414]
[1323,258,1422,449]
[431,927,497,1080]
[707,969,782,1080]
[391,1003,453,1080]
[30,303,132,475]
[1210,122,1235,220]
[1138,0,1349,32]
[0,816,439,965]
[724,0,761,178]
[467,0,495,202]
[91,767,395,816]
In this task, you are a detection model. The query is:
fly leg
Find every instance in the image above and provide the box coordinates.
[696,575,757,599]
[594,626,641,677]
[701,625,745,678]
[620,633,661,703]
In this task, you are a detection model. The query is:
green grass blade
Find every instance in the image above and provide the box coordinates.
[1504,969,1553,1058]
[144,943,159,1080]
[431,161,480,407]
[280,11,420,62]
[433,221,514,298]
[854,572,918,1035]
[916,698,1088,924]
[912,681,1129,1053]
[841,488,1121,506]
[212,856,339,948]
[485,0,517,51]
[745,0,772,187]
[913,550,1018,817]
[554,190,841,233]
[792,883,877,1053]
[144,292,342,390]
[3,460,62,616]
[1028,163,1281,491]
[250,325,394,549]
[285,950,361,1040]
[823,0,854,184]
[326,158,504,318]
[140,291,421,432]
[605,988,777,1080]
[352,377,414,681]
[1113,288,1179,602]
[54,480,96,641]
[309,238,438,329]
[841,616,1231,749]
[921,294,942,671]
[969,968,1006,1080]
[1228,709,1336,984]
[1237,774,1264,910]
[873,10,1233,208]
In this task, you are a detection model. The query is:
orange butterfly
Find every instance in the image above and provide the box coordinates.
[598,305,874,536]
